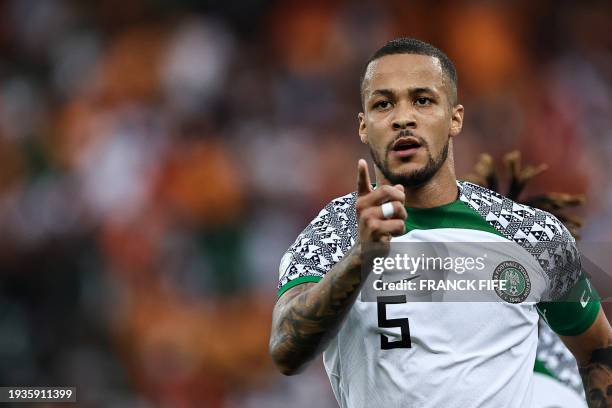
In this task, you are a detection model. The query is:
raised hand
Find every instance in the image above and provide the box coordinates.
[355,159,407,245]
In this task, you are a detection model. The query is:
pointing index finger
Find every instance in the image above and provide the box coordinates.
[357,159,373,197]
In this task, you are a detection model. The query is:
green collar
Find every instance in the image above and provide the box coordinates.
[405,199,502,237]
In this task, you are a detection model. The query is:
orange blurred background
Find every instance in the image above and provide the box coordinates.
[0,0,610,407]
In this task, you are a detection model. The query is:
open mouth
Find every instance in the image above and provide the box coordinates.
[392,137,422,152]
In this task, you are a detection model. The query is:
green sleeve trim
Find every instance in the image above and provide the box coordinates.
[537,275,601,336]
[534,359,557,380]
[277,275,322,298]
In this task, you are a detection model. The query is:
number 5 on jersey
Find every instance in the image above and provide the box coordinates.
[377,295,412,349]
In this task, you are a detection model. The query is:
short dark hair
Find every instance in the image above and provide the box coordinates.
[360,38,458,107]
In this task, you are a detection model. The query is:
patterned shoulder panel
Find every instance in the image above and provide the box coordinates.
[277,192,358,290]
[458,181,582,300]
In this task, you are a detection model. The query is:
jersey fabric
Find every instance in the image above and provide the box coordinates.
[277,181,599,408]
[533,322,587,405]
[532,371,587,408]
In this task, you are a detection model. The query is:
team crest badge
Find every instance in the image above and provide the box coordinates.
[492,261,531,303]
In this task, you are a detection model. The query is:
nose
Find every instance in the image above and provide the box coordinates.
[392,104,416,130]
[392,119,416,130]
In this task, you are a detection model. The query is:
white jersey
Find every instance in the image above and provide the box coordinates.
[277,181,598,408]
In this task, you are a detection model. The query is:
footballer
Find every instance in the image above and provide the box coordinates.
[269,38,612,408]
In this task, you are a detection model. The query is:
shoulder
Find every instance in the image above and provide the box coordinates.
[458,181,581,299]
[277,191,358,293]
[304,191,358,235]
[321,192,358,216]
[458,180,574,245]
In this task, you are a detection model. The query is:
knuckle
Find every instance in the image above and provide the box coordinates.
[379,185,404,201]
[355,200,364,213]
[379,185,393,195]
[367,206,381,220]
[358,207,371,221]
[365,217,378,230]
[393,221,406,234]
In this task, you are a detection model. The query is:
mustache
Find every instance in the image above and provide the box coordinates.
[387,131,428,151]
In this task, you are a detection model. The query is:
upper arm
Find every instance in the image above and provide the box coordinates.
[273,282,317,313]
[531,214,612,364]
[560,308,612,366]
[276,193,356,298]
[270,283,316,347]
[271,282,317,335]
[536,214,601,336]
[537,273,601,337]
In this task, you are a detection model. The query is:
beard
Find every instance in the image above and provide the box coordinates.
[370,136,449,187]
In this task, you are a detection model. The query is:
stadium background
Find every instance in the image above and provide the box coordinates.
[0,0,610,406]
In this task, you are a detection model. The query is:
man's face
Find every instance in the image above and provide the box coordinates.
[587,366,612,408]
[359,54,463,187]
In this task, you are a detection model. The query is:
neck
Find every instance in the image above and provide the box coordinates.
[375,163,459,209]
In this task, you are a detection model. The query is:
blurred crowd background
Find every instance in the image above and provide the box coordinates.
[0,0,610,407]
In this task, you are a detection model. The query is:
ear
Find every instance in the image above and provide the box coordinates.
[449,104,464,138]
[358,112,368,144]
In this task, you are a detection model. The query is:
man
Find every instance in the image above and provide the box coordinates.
[269,38,612,407]
[583,359,612,407]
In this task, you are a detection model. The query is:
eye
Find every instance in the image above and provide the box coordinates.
[373,100,392,110]
[415,97,432,106]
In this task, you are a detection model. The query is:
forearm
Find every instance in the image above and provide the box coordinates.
[578,331,612,407]
[269,243,366,375]
[562,308,612,407]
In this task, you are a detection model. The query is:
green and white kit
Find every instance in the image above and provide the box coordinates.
[277,181,599,408]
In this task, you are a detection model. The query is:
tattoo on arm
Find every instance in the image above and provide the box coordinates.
[269,244,365,374]
[579,345,612,408]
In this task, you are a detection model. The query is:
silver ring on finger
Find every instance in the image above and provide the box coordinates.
[381,202,394,219]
